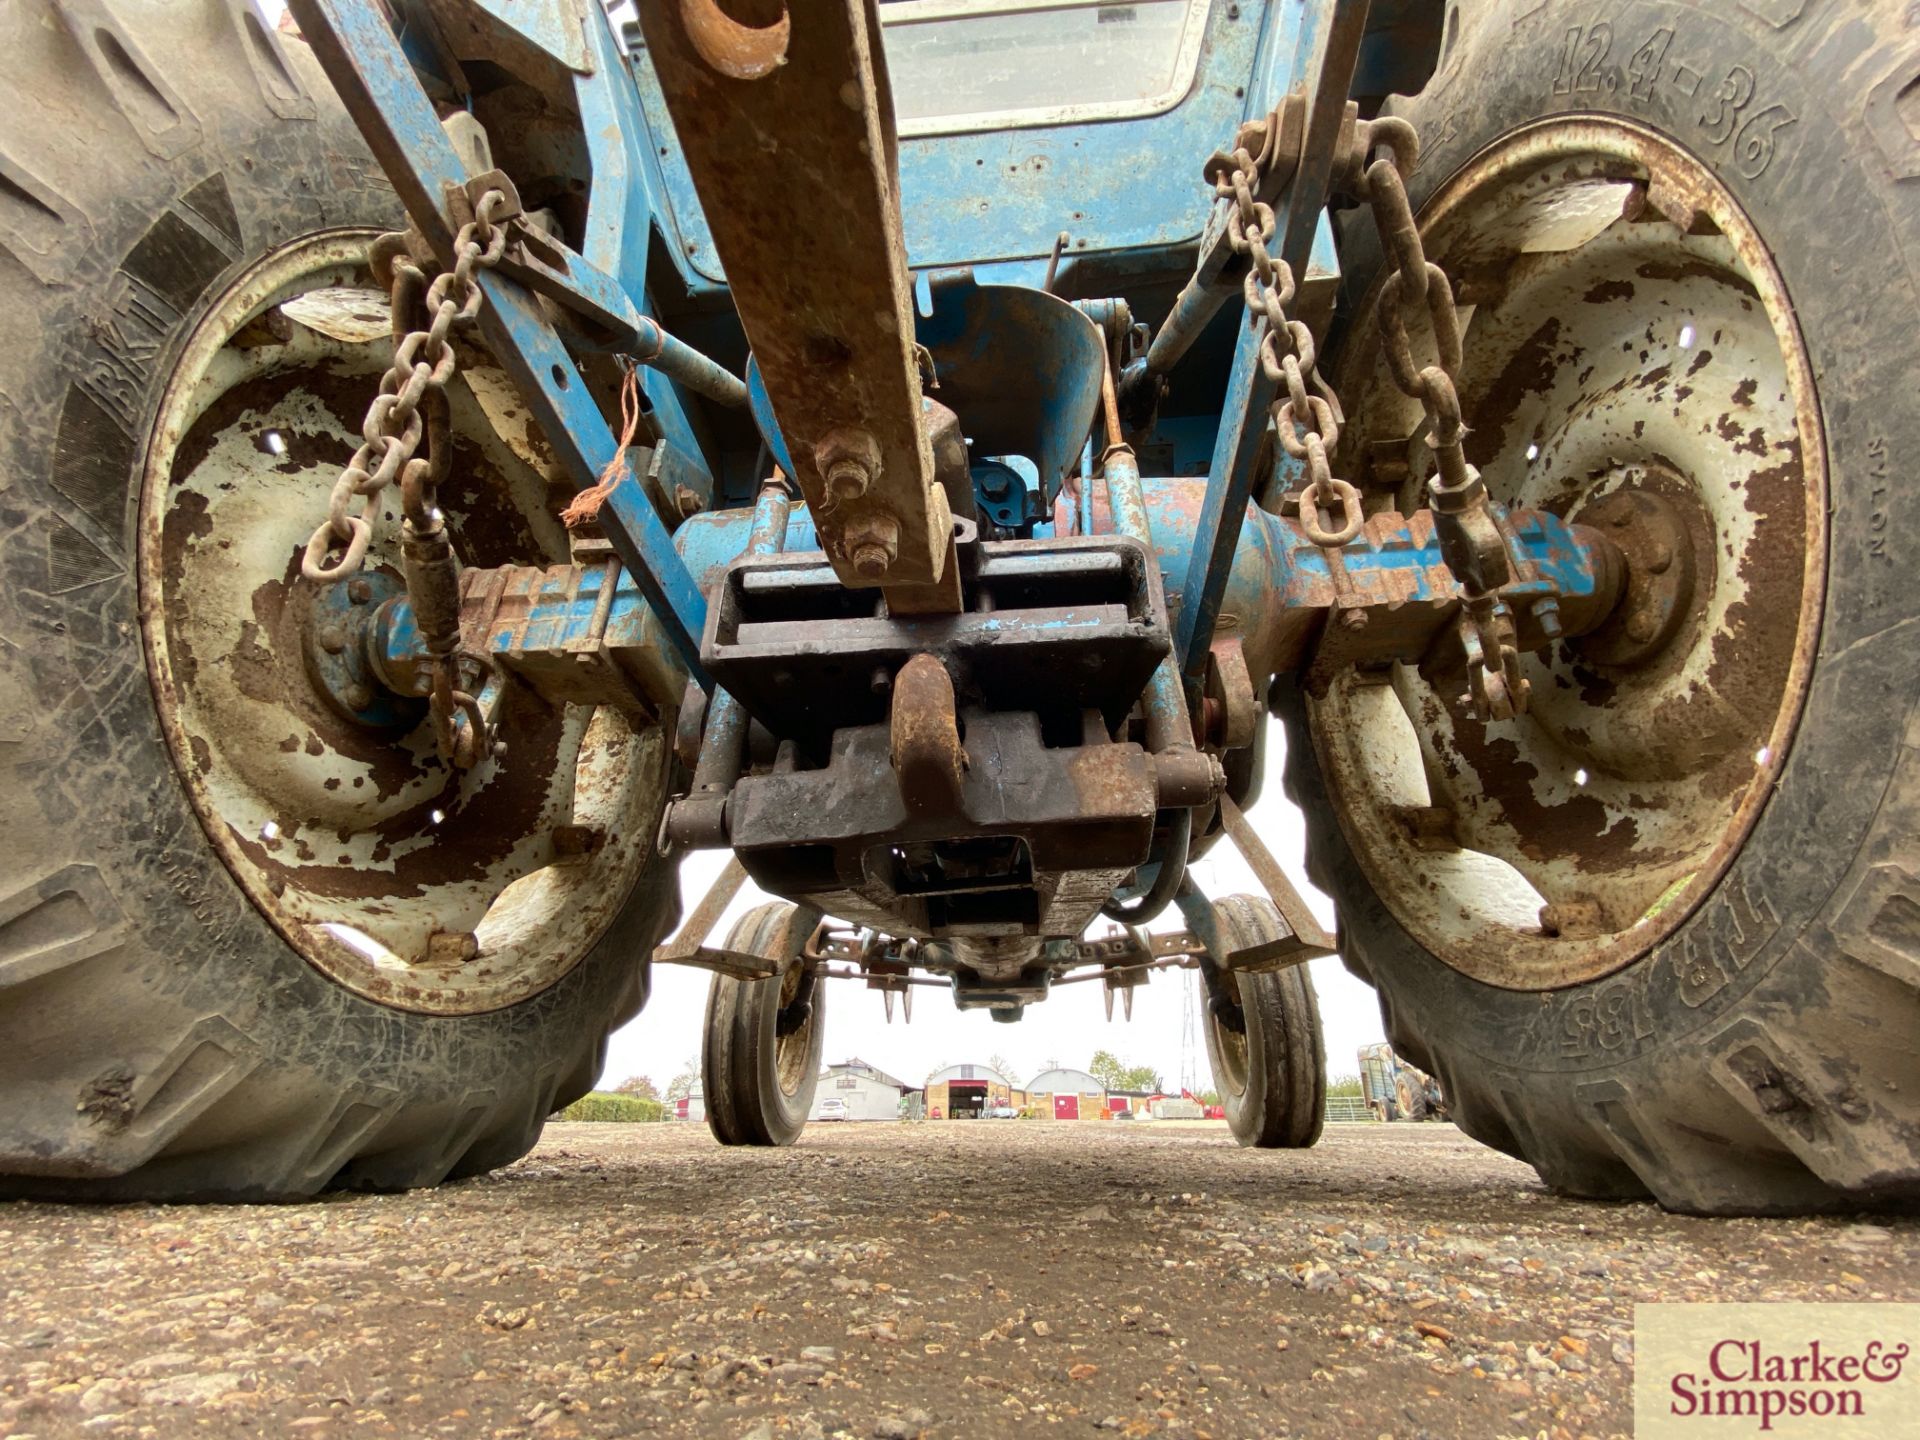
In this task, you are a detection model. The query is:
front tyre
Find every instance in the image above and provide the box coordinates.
[1202,896,1326,1149]
[703,904,825,1147]
[1297,0,1920,1213]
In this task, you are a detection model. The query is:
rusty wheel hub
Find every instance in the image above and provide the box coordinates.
[139,232,665,1014]
[773,959,818,1098]
[1569,479,1698,670]
[1320,118,1825,990]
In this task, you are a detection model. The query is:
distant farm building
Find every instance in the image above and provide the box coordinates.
[673,1085,705,1123]
[1106,1088,1164,1116]
[811,1057,917,1121]
[925,1062,1020,1119]
[1026,1067,1107,1121]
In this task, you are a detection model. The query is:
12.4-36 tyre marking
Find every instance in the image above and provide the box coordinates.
[1550,21,1796,179]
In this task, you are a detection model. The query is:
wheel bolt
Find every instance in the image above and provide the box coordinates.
[1645,540,1673,574]
[1626,610,1658,644]
[347,578,373,605]
[319,624,348,655]
[343,681,374,710]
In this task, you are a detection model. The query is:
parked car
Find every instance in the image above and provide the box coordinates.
[818,1098,849,1122]
[986,1105,1018,1120]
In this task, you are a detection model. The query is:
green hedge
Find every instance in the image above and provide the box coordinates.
[558,1092,667,1123]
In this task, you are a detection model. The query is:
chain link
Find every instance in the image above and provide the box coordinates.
[1338,118,1531,719]
[1341,119,1475,499]
[1206,129,1364,552]
[1203,107,1533,719]
[302,189,509,767]
[300,190,509,585]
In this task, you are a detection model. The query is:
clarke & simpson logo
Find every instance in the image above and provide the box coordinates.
[1636,1304,1920,1438]
[1669,1336,1908,1428]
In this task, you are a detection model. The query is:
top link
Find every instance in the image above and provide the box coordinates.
[299,188,510,585]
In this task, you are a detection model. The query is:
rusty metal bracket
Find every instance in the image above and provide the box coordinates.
[659,946,782,981]
[891,653,968,817]
[637,0,953,604]
[803,923,922,1021]
[1217,793,1336,963]
[653,855,778,978]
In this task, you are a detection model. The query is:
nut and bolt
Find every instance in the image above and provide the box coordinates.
[1625,610,1659,644]
[1644,540,1673,574]
[815,430,880,509]
[347,577,373,605]
[826,456,871,506]
[979,468,1012,501]
[843,513,901,581]
[343,681,375,711]
[319,624,348,655]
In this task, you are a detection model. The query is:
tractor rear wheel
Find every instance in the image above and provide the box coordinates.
[703,904,825,1147]
[1202,896,1326,1149]
[1294,0,1920,1212]
[0,0,678,1199]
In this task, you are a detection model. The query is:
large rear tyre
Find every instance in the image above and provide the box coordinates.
[1202,896,1326,1149]
[703,904,825,1147]
[0,1,678,1200]
[1296,0,1920,1213]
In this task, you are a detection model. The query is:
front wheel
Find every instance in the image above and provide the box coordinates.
[1202,896,1326,1149]
[703,905,825,1147]
[1301,0,1920,1213]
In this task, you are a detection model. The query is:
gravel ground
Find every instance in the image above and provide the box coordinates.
[1,1120,1915,1440]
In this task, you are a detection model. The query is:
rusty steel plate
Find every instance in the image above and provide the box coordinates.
[638,0,951,601]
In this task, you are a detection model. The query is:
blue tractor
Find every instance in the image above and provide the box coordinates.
[0,0,1910,1213]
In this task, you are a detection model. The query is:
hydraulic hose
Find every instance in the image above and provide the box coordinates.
[1101,807,1193,926]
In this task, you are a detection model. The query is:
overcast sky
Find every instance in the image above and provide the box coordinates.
[601,715,1387,1096]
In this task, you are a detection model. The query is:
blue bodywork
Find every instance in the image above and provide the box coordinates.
[291,0,1496,741]
[373,477,1609,697]
[630,0,1322,296]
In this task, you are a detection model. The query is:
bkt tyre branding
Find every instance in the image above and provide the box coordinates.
[1637,1304,1919,1436]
